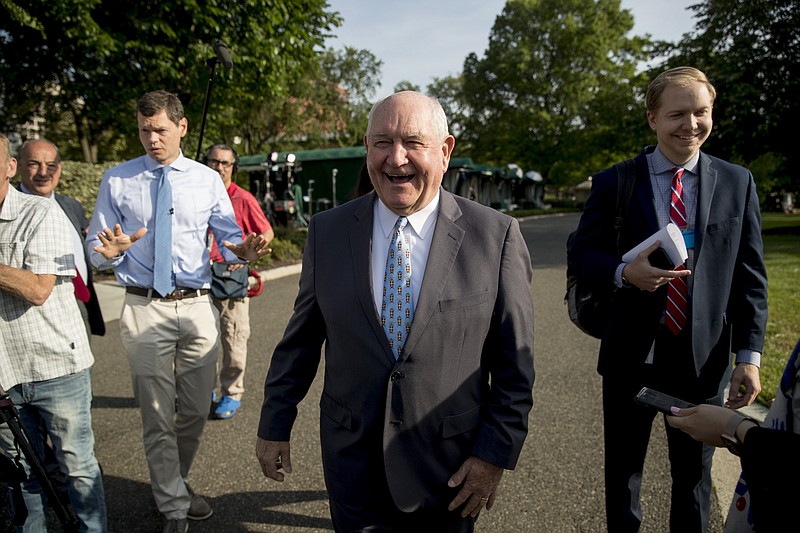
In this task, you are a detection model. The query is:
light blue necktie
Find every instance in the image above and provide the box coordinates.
[381,217,413,359]
[153,167,175,296]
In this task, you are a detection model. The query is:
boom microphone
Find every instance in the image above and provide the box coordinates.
[213,40,233,69]
[195,39,232,159]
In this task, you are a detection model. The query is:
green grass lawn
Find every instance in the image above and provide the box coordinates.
[757,212,800,405]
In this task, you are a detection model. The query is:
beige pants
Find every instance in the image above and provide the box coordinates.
[212,297,250,400]
[120,293,219,519]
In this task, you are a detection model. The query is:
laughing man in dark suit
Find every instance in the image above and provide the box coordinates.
[256,91,536,532]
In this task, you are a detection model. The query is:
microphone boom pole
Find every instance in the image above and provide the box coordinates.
[195,40,233,160]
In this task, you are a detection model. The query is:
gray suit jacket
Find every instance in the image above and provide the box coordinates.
[258,189,535,512]
[55,192,105,336]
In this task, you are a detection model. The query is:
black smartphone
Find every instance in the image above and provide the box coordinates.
[634,387,695,414]
[648,247,674,270]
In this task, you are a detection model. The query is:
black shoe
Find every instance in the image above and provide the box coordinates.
[186,485,213,521]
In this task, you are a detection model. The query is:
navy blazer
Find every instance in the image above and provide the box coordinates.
[259,190,535,512]
[571,148,767,388]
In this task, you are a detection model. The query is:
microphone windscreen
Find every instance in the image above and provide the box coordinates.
[213,40,233,69]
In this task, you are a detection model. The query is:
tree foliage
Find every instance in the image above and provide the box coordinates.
[311,46,383,148]
[393,80,421,93]
[427,75,468,143]
[0,0,341,162]
[229,46,382,154]
[658,0,800,203]
[6,0,794,206]
[442,0,652,186]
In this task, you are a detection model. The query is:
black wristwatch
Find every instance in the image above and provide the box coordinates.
[720,413,756,456]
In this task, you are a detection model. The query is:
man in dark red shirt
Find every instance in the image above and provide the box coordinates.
[206,144,273,419]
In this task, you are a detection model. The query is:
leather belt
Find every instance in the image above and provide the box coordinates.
[125,287,210,301]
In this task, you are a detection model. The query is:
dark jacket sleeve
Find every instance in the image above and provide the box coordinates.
[258,215,326,441]
[739,427,799,531]
[472,216,535,470]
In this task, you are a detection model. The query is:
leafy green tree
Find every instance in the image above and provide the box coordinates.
[0,0,341,162]
[658,0,800,204]
[427,75,469,153]
[393,80,420,93]
[451,0,652,185]
[314,46,383,147]
[231,46,382,154]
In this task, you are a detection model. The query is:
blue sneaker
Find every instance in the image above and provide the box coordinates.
[214,396,241,419]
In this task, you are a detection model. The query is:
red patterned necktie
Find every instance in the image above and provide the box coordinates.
[665,167,689,334]
[72,271,91,303]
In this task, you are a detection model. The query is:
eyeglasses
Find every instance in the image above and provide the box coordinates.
[207,158,234,168]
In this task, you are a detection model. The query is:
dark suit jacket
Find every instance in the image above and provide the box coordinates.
[55,192,106,336]
[571,148,767,394]
[258,189,535,512]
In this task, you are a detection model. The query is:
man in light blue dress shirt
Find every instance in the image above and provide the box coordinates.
[86,91,269,533]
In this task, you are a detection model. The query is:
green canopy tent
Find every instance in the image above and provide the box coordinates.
[235,146,538,224]
[238,147,367,217]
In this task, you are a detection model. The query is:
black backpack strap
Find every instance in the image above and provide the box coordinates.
[612,157,637,254]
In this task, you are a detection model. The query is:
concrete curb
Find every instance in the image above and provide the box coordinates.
[259,263,302,281]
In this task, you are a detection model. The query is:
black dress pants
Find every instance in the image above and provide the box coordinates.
[602,326,718,532]
[329,493,476,533]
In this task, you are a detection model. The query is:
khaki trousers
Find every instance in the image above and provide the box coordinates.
[120,293,219,519]
[212,297,250,400]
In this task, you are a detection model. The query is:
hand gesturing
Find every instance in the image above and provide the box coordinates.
[93,224,147,259]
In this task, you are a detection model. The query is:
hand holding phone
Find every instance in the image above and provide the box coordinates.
[647,247,674,270]
[635,387,695,414]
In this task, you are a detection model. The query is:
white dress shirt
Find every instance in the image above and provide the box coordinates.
[371,192,440,315]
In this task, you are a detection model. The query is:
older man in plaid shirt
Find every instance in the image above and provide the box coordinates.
[0,134,106,532]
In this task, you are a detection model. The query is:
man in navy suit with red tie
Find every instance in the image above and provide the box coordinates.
[570,67,768,531]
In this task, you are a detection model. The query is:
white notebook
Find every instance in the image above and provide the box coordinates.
[621,223,688,268]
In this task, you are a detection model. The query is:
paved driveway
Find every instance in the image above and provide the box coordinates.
[4,213,733,532]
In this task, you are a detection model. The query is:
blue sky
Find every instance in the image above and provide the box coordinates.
[324,0,698,98]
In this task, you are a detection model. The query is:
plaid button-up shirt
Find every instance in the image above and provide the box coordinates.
[0,186,93,390]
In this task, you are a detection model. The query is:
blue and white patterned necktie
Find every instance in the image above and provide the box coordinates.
[381,216,413,359]
[153,167,175,296]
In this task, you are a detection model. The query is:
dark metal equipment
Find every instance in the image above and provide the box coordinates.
[0,386,79,531]
[194,40,233,160]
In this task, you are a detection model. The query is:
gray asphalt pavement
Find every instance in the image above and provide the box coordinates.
[5,213,749,532]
